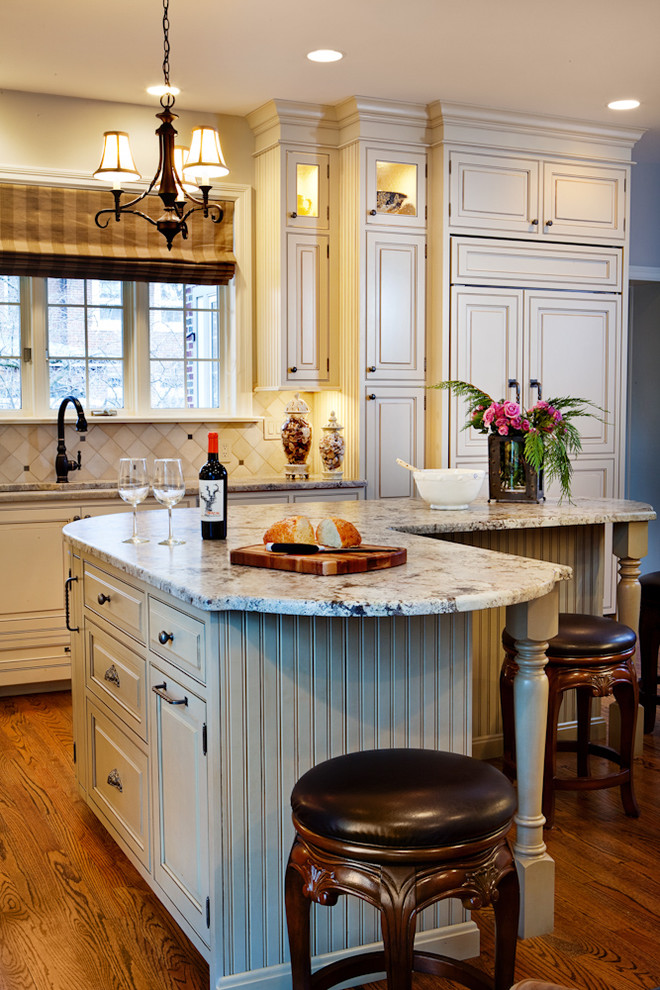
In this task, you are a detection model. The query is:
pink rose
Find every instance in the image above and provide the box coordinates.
[522,419,531,432]
[498,423,509,435]
[483,405,496,426]
[510,415,523,430]
[503,400,520,419]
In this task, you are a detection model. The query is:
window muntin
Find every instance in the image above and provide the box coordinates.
[46,278,124,409]
[0,275,22,410]
[149,283,221,409]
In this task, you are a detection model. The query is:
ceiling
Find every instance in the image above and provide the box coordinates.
[2,0,659,159]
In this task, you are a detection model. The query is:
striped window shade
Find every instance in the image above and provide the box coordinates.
[0,183,235,284]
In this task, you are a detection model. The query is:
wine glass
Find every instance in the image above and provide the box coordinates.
[153,458,186,546]
[118,458,150,544]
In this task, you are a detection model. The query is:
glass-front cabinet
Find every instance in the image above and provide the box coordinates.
[365,147,427,228]
[286,151,330,230]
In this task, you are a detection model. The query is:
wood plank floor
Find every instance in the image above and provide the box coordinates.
[0,691,659,990]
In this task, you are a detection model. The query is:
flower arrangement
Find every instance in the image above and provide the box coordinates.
[433,380,607,501]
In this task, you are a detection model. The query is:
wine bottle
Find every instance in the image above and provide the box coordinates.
[199,432,228,540]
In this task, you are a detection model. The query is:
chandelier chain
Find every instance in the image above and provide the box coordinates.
[162,0,171,87]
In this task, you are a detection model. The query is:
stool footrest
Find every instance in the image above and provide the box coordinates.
[554,769,630,791]
[310,949,495,990]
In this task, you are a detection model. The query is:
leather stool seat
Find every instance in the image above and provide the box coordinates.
[286,748,520,990]
[639,572,660,732]
[501,613,639,828]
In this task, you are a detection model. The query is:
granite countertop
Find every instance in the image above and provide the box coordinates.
[63,498,581,618]
[0,476,366,504]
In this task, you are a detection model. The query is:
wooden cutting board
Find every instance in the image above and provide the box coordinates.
[230,544,407,575]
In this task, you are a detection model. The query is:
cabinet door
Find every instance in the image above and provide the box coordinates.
[286,233,330,386]
[542,162,627,241]
[366,230,426,380]
[286,150,329,231]
[365,147,427,229]
[525,292,619,456]
[150,666,210,945]
[449,151,540,235]
[364,388,425,498]
[450,287,523,462]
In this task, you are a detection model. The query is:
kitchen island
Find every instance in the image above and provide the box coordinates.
[62,496,652,990]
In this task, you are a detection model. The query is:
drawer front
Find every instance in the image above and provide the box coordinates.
[86,618,147,741]
[84,562,146,643]
[87,701,149,867]
[149,598,206,683]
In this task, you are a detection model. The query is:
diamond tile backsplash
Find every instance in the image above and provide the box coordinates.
[0,392,323,484]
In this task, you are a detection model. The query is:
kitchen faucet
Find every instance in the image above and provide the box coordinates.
[55,396,89,483]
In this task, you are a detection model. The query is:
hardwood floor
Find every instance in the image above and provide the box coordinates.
[0,690,658,990]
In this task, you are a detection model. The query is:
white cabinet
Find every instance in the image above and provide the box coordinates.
[449,150,627,241]
[365,230,426,381]
[365,147,427,229]
[286,231,330,385]
[365,388,425,498]
[450,285,621,470]
[150,661,210,946]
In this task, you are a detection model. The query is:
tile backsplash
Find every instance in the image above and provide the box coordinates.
[0,392,318,484]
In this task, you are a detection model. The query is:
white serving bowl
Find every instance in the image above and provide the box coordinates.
[413,468,485,510]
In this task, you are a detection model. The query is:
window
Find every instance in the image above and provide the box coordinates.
[0,275,233,417]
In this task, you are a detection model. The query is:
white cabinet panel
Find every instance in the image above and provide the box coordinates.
[449,151,540,234]
[365,147,427,229]
[365,388,425,498]
[366,230,426,380]
[543,162,626,240]
[286,233,330,385]
[150,665,210,946]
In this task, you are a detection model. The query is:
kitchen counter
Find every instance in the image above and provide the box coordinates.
[62,496,653,986]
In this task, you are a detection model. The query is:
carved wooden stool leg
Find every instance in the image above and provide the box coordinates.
[492,866,520,990]
[379,865,416,990]
[612,676,640,818]
[285,841,314,990]
[575,688,592,778]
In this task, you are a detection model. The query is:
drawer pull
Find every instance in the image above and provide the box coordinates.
[158,630,174,645]
[64,575,79,633]
[97,593,111,605]
[104,664,121,687]
[152,682,188,706]
[107,768,123,792]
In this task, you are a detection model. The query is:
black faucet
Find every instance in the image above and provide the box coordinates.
[56,396,89,483]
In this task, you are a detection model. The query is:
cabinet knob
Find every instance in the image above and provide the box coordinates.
[290,211,298,219]
[107,768,123,792]
[72,515,81,521]
[530,218,539,226]
[369,209,377,216]
[97,593,111,605]
[367,366,377,373]
[367,393,377,401]
[158,630,174,645]
[104,664,121,687]
[545,219,553,226]
[289,366,298,374]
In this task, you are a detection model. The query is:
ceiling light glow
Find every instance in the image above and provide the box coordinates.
[307,49,343,63]
[607,99,640,110]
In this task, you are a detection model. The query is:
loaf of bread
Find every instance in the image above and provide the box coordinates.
[263,515,316,544]
[316,517,362,549]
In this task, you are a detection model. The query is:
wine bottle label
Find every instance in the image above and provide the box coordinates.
[199,480,225,521]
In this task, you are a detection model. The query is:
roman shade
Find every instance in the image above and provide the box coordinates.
[0,183,235,284]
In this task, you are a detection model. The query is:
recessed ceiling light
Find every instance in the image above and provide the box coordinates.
[307,49,343,63]
[607,99,640,110]
[147,84,181,97]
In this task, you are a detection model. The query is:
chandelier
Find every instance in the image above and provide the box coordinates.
[93,0,229,250]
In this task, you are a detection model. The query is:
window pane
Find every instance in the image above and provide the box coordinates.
[49,360,86,407]
[87,280,122,306]
[88,360,124,408]
[187,360,219,408]
[187,309,218,360]
[48,306,86,356]
[150,310,183,359]
[0,275,20,304]
[0,306,20,356]
[87,308,123,357]
[47,277,85,305]
[150,283,183,307]
[0,362,21,409]
[151,360,185,408]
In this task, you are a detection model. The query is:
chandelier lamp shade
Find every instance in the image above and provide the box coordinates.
[92,0,229,250]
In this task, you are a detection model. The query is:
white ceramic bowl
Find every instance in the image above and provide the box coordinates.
[413,468,485,510]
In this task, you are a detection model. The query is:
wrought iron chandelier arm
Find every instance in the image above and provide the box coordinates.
[95,204,161,230]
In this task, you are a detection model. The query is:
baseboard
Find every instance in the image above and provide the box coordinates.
[472,718,608,761]
[213,921,480,990]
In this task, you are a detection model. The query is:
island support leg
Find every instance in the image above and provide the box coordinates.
[505,586,559,939]
[611,520,648,755]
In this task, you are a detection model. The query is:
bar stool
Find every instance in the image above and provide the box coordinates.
[500,613,639,829]
[285,748,520,990]
[639,572,660,732]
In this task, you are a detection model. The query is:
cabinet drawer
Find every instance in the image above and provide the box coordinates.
[86,618,147,741]
[84,562,146,643]
[149,598,206,683]
[87,701,150,868]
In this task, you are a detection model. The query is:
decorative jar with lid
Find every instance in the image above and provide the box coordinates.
[319,410,345,479]
[281,393,312,479]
